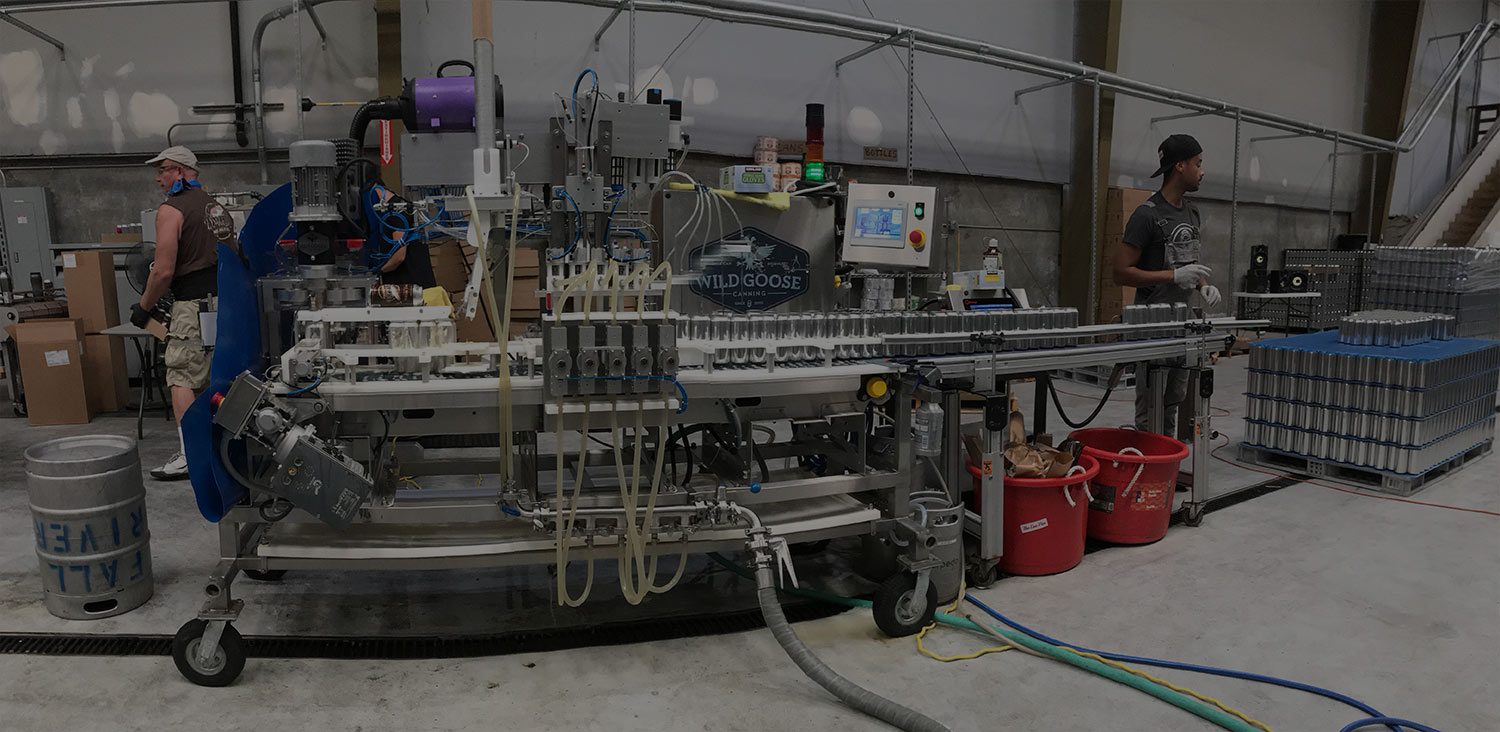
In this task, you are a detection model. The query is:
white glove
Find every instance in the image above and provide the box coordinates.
[1172,263,1212,288]
[1198,284,1222,307]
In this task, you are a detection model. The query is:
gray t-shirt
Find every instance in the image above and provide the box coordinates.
[1123,192,1202,304]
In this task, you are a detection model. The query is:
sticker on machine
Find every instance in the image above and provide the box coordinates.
[1019,518,1049,534]
[688,227,810,313]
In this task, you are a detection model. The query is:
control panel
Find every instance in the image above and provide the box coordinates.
[840,183,937,268]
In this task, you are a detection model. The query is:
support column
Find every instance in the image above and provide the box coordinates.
[376,0,402,188]
[1061,0,1122,323]
[1354,0,1425,241]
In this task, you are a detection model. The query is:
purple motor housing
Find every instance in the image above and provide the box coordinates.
[404,75,504,132]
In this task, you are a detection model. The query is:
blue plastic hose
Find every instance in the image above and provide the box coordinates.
[1340,719,1443,732]
[964,595,1435,732]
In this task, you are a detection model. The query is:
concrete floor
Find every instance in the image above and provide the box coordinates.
[1,357,1497,732]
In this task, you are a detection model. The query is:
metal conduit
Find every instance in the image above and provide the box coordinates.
[249,0,345,183]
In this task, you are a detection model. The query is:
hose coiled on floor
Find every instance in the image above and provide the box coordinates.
[752,558,950,732]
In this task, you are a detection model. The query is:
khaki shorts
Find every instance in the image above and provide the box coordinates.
[164,299,210,390]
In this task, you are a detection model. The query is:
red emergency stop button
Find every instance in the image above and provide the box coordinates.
[211,392,225,408]
[909,229,926,248]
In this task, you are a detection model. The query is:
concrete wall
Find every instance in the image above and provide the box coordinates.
[1389,0,1500,218]
[0,161,288,245]
[1199,201,1351,306]
[0,0,377,156]
[1112,0,1374,211]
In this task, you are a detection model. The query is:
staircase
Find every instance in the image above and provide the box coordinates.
[1438,160,1500,246]
[1403,122,1500,248]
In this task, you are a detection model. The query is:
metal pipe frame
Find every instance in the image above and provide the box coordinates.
[833,28,911,73]
[591,0,628,50]
[168,120,240,146]
[1249,131,1313,143]
[0,11,64,55]
[1150,107,1222,125]
[1230,110,1240,268]
[8,0,1487,154]
[1013,73,1086,101]
[249,0,344,184]
[1089,78,1100,323]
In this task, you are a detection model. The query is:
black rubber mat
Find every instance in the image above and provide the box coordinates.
[0,599,849,659]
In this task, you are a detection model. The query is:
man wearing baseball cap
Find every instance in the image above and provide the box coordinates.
[1113,133,1221,436]
[133,146,228,480]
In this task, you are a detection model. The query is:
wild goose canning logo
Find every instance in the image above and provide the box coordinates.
[688,227,809,313]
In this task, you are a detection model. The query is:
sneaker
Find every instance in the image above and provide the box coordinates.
[151,451,189,481]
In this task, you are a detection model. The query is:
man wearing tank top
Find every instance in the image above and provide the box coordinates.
[130,146,232,480]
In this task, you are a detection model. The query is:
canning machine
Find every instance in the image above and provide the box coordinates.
[170,48,1263,730]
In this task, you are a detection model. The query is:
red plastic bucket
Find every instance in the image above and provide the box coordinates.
[968,454,1100,576]
[1068,428,1190,544]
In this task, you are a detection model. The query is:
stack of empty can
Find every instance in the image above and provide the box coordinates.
[1363,247,1500,339]
[1338,310,1455,347]
[1244,330,1500,486]
[1284,249,1369,329]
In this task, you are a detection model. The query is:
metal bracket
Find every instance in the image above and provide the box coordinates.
[303,2,328,45]
[0,12,64,57]
[196,620,228,666]
[833,29,914,74]
[1013,73,1087,102]
[1249,131,1315,143]
[592,0,630,50]
[1150,106,1224,125]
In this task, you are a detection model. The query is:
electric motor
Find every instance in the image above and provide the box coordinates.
[288,139,341,223]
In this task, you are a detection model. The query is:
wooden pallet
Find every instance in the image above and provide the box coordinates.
[1236,440,1494,497]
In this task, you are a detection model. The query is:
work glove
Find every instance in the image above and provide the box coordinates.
[130,303,152,329]
[1172,263,1212,288]
[1198,284,1222,307]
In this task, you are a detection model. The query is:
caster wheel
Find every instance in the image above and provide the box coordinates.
[789,539,831,557]
[872,572,937,638]
[1182,509,1204,528]
[172,619,246,687]
[965,560,1000,590]
[242,569,287,582]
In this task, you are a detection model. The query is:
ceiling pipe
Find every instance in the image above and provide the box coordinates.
[2,0,1493,156]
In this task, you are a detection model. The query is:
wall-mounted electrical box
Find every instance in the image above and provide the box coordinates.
[1,188,56,283]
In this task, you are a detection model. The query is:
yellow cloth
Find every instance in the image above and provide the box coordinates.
[422,286,454,313]
[665,182,791,211]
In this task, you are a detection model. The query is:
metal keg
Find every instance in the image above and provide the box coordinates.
[24,435,153,620]
[908,490,964,604]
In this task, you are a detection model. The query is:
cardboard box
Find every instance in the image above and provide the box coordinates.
[82,334,131,413]
[11,318,94,426]
[61,249,121,334]
[719,165,776,193]
[101,233,143,244]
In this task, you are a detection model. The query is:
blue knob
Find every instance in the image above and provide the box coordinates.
[749,482,762,493]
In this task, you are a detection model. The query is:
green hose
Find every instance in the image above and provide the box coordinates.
[707,554,1261,732]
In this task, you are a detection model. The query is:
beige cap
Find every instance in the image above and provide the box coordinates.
[145,145,198,170]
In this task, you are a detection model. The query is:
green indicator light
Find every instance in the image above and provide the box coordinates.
[805,162,825,181]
